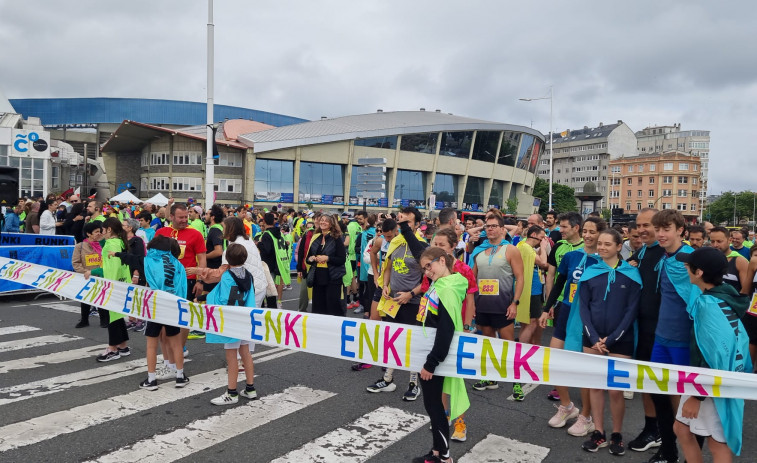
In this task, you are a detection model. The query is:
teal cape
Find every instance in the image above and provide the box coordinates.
[564,259,642,352]
[689,291,751,455]
[468,238,510,268]
[205,270,256,344]
[143,248,187,298]
[654,244,700,304]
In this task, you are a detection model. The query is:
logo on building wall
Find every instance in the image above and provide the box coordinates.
[12,130,50,155]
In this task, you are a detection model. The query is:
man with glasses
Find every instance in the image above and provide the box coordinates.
[470,212,525,397]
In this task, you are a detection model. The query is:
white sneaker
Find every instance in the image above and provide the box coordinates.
[156,365,176,381]
[210,391,239,405]
[623,391,634,400]
[548,403,579,428]
[567,414,595,437]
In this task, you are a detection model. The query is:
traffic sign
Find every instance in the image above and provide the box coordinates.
[356,157,387,165]
[357,191,385,199]
[358,174,386,182]
[356,166,386,174]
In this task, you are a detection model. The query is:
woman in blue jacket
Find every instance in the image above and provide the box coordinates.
[576,228,641,456]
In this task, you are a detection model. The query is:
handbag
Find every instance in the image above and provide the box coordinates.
[306,264,316,288]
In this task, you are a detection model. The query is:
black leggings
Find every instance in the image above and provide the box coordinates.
[107,318,129,346]
[421,374,449,459]
[79,303,91,323]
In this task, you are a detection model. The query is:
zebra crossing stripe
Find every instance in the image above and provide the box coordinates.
[0,345,103,375]
[270,406,430,462]
[38,302,80,314]
[0,334,82,353]
[0,348,295,452]
[0,325,41,336]
[84,386,336,463]
[457,434,550,463]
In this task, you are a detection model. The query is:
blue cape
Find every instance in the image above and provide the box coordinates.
[206,270,256,344]
[468,238,510,268]
[565,259,642,352]
[689,292,751,455]
[655,244,700,304]
[143,249,187,298]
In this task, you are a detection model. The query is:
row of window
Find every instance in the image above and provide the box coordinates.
[617,189,699,198]
[141,151,243,167]
[550,143,607,154]
[615,162,699,173]
[614,202,699,212]
[141,177,243,193]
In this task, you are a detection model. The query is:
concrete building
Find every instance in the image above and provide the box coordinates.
[537,121,637,208]
[103,110,546,215]
[635,124,710,216]
[608,151,702,222]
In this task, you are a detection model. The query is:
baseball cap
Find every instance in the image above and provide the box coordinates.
[675,247,728,278]
[192,205,203,215]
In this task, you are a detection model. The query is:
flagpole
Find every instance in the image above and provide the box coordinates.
[204,0,215,209]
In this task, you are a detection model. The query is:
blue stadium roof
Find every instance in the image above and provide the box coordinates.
[8,97,308,127]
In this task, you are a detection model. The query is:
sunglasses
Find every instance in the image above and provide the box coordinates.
[422,257,440,271]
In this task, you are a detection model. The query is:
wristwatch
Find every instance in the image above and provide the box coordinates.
[513,299,520,305]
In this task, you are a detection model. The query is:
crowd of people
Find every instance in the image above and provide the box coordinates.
[6,189,755,463]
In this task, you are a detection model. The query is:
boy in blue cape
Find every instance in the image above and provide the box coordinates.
[204,243,259,405]
[674,247,750,462]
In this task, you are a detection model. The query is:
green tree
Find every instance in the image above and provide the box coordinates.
[506,197,519,215]
[705,191,757,225]
[600,208,611,221]
[533,177,578,215]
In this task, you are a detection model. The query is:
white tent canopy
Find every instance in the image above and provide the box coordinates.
[144,192,169,206]
[109,190,142,204]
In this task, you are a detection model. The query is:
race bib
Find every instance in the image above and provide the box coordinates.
[178,245,186,260]
[317,262,328,268]
[382,300,401,318]
[479,279,499,296]
[748,293,757,316]
[84,254,101,267]
[569,283,578,303]
[416,296,428,323]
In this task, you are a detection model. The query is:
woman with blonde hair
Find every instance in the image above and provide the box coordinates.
[307,214,346,316]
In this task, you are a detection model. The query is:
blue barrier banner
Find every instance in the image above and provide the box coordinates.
[0,246,75,293]
[0,232,75,247]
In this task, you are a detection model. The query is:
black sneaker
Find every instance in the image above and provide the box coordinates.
[96,350,121,362]
[366,378,397,393]
[175,374,190,388]
[139,378,158,391]
[582,430,608,452]
[628,429,661,452]
[608,432,625,456]
[402,382,421,401]
[74,321,89,328]
[647,450,679,463]
[412,450,440,463]
[117,347,131,357]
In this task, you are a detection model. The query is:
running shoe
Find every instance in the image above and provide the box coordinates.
[567,414,595,437]
[512,383,525,401]
[96,350,121,362]
[547,388,561,401]
[582,430,607,452]
[117,347,131,357]
[623,390,634,400]
[366,378,397,393]
[609,432,625,456]
[175,374,190,388]
[74,321,89,328]
[646,450,679,462]
[471,380,498,391]
[210,391,239,405]
[548,403,579,428]
[412,451,443,463]
[240,386,258,400]
[139,378,158,391]
[125,321,137,330]
[187,330,205,340]
[353,305,365,314]
[134,321,146,332]
[628,429,661,452]
[451,417,467,442]
[347,301,358,310]
[183,346,189,357]
[351,362,373,371]
[89,308,99,316]
[402,382,420,401]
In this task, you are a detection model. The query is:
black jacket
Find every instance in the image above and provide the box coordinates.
[307,233,346,283]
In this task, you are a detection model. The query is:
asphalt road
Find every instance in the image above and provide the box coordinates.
[0,283,750,463]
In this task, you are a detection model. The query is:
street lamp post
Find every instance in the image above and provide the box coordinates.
[204,0,215,209]
[519,86,553,211]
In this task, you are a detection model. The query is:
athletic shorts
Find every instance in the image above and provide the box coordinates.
[224,339,255,350]
[552,302,571,341]
[475,312,514,329]
[741,313,757,346]
[583,334,634,357]
[387,303,419,326]
[650,341,690,366]
[145,321,180,338]
[372,286,383,303]
[676,396,726,444]
[529,295,542,320]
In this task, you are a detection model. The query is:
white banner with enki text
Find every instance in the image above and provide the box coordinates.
[2,257,757,400]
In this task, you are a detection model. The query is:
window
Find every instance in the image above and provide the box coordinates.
[693,164,699,171]
[649,190,655,197]
[214,178,242,193]
[692,178,698,185]
[678,176,688,184]
[299,162,344,199]
[627,178,633,185]
[217,151,243,167]
[439,131,473,157]
[663,162,673,171]
[51,166,60,190]
[400,133,438,154]
[678,189,687,197]
[463,177,485,210]
[626,202,632,210]
[141,150,149,167]
[394,170,426,206]
[611,166,621,173]
[637,190,643,197]
[663,203,672,210]
[638,178,642,185]
[638,165,644,173]
[627,165,634,172]
[355,136,397,149]
[514,134,536,170]
[151,152,169,165]
[649,164,656,172]
[627,190,632,197]
[679,163,689,171]
[663,176,673,184]
[662,189,672,196]
[497,131,520,167]
[649,177,655,184]
[150,177,169,190]
[254,159,294,201]
[691,203,697,211]
[471,131,500,163]
[677,203,687,211]
[172,177,202,192]
[637,203,642,211]
[173,152,203,165]
[140,177,148,192]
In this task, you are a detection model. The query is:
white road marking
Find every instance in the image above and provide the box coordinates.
[0,325,40,336]
[0,349,296,452]
[37,302,80,314]
[457,434,550,463]
[0,334,82,353]
[85,386,336,463]
[271,406,430,462]
[0,345,104,375]
[507,382,540,401]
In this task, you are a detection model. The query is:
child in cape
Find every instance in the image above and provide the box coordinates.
[139,235,189,390]
[204,243,259,405]
[414,247,470,463]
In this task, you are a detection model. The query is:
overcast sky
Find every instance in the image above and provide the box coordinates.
[1,0,755,194]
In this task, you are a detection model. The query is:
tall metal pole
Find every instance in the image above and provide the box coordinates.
[548,86,553,211]
[204,0,215,208]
